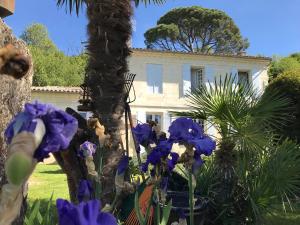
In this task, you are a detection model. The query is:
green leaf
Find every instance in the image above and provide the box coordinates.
[25,200,41,225]
[160,200,172,225]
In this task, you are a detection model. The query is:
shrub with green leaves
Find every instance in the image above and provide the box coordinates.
[265,69,300,142]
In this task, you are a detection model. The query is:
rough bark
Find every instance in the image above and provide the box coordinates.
[0,19,33,224]
[85,0,132,204]
[53,108,98,203]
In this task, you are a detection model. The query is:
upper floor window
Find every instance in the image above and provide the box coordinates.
[238,71,250,85]
[146,64,163,94]
[191,68,204,92]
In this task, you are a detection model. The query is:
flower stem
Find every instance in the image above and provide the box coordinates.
[188,171,194,225]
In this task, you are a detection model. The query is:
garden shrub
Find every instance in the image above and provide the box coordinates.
[265,69,300,142]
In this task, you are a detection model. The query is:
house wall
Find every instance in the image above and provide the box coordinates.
[31,50,270,156]
[128,50,270,136]
[31,92,80,111]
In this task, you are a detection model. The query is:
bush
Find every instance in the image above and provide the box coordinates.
[268,54,300,80]
[265,69,300,142]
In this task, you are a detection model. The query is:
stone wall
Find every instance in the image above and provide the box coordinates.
[0,19,33,186]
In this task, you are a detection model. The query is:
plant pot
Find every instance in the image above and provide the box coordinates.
[153,191,209,225]
[0,0,15,18]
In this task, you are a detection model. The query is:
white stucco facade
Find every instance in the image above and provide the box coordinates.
[127,49,270,136]
[31,49,271,154]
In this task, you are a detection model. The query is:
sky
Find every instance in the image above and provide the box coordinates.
[3,0,300,57]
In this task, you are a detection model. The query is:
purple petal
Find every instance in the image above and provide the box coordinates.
[97,212,118,225]
[117,156,129,175]
[189,136,216,156]
[147,149,162,165]
[79,141,97,158]
[56,199,117,225]
[192,152,204,174]
[132,123,156,147]
[168,117,204,143]
[167,152,179,171]
[77,180,93,202]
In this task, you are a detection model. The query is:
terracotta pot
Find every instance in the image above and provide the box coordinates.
[0,0,15,18]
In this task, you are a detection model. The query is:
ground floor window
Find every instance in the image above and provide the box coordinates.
[238,71,250,85]
[146,113,162,127]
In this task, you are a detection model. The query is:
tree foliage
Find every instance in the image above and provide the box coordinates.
[265,69,300,142]
[268,53,300,80]
[144,6,249,54]
[20,23,86,86]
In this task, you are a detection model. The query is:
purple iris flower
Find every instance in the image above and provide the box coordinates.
[169,117,204,142]
[156,140,173,157]
[167,152,179,171]
[168,117,216,156]
[56,199,117,225]
[147,148,162,165]
[77,180,93,202]
[117,156,129,175]
[5,102,78,162]
[192,152,204,175]
[140,148,161,172]
[132,124,157,148]
[79,141,97,158]
[188,136,216,156]
[141,161,149,173]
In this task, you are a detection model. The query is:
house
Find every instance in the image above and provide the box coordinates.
[127,48,270,135]
[31,48,271,152]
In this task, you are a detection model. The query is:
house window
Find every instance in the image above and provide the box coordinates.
[191,68,204,92]
[79,112,87,119]
[146,113,162,127]
[146,64,163,94]
[238,71,250,85]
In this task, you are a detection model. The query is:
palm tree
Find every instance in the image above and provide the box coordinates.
[56,0,166,204]
[175,76,300,224]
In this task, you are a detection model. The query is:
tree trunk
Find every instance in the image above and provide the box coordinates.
[214,139,248,224]
[0,19,33,225]
[86,0,132,204]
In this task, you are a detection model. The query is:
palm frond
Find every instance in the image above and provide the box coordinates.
[174,75,291,150]
[56,0,85,15]
[134,0,166,7]
[249,89,293,130]
[241,140,300,221]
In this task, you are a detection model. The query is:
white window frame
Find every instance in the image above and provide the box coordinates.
[191,68,204,92]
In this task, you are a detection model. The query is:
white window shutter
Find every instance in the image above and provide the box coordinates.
[182,64,191,96]
[205,65,215,82]
[163,112,171,133]
[204,65,215,89]
[251,68,262,92]
[136,111,146,124]
[230,67,238,82]
[147,64,163,94]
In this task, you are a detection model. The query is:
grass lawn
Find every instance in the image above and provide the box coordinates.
[28,164,300,225]
[27,163,69,223]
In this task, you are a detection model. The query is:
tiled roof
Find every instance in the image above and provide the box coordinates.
[131,48,272,61]
[31,86,82,94]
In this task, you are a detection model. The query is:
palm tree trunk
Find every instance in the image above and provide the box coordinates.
[214,140,247,224]
[85,0,132,204]
[0,19,33,225]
